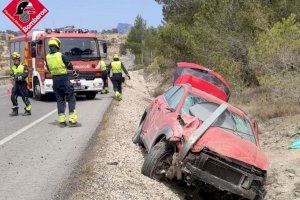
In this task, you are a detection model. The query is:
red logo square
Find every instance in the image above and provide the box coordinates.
[2,0,48,35]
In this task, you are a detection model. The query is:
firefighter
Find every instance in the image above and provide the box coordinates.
[100,58,109,94]
[45,37,78,126]
[108,53,130,101]
[9,52,32,116]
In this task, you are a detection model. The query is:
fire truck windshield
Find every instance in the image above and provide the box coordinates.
[46,38,100,60]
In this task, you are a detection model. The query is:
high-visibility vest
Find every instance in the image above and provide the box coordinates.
[111,61,122,74]
[46,52,67,75]
[11,64,29,84]
[101,60,106,71]
[12,64,25,75]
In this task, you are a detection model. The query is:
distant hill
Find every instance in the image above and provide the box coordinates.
[116,23,132,34]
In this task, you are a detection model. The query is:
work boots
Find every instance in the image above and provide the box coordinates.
[23,105,32,116]
[23,110,31,116]
[9,107,18,117]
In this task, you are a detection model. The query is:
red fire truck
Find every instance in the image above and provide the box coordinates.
[10,29,107,100]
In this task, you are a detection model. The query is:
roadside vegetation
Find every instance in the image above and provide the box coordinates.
[123,0,300,121]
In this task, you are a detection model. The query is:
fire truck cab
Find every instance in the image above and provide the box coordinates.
[10,29,108,100]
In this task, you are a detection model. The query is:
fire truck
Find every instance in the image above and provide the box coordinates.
[9,29,108,100]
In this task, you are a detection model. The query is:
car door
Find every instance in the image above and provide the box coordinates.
[145,86,185,146]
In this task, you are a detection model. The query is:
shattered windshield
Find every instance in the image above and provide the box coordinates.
[46,38,100,60]
[188,102,256,144]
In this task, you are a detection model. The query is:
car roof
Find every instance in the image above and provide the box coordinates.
[177,62,232,92]
[181,84,247,118]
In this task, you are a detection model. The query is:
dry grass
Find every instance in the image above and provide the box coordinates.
[246,98,300,120]
[236,86,300,121]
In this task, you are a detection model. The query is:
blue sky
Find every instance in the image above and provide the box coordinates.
[0,0,163,31]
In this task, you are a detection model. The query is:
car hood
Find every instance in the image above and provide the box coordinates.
[183,125,268,170]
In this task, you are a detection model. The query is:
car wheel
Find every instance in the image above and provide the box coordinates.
[132,110,148,145]
[86,92,97,100]
[141,141,174,181]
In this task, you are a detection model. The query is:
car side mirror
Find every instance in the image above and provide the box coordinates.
[98,41,108,58]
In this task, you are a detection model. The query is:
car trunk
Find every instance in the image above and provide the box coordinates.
[174,63,232,102]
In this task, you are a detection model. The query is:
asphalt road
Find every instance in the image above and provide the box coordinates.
[0,55,134,200]
[0,84,112,200]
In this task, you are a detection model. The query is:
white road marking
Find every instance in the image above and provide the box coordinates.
[0,109,57,146]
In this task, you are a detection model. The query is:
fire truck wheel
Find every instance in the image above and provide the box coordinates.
[33,79,43,101]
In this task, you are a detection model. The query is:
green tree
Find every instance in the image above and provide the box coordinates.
[125,15,147,64]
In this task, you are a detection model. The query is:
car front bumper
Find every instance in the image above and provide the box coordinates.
[43,78,104,93]
[181,152,266,200]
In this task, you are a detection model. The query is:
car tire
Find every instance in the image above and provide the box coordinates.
[85,92,97,100]
[141,141,174,181]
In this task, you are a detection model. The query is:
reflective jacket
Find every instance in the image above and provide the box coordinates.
[46,52,67,75]
[101,60,107,72]
[12,64,25,75]
[111,61,122,74]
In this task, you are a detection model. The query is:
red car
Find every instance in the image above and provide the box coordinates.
[174,62,232,102]
[133,84,268,200]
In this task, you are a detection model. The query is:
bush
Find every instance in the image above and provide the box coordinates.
[254,14,300,75]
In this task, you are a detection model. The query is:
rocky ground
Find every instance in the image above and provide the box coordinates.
[64,70,182,200]
[62,69,300,200]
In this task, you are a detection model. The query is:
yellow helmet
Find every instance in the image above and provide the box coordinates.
[48,37,61,48]
[12,52,21,59]
[113,53,120,59]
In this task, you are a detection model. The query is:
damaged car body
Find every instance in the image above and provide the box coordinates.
[133,84,268,200]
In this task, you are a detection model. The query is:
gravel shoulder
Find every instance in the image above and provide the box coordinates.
[66,70,182,200]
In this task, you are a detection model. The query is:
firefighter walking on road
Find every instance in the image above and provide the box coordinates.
[108,53,130,101]
[9,52,32,116]
[100,58,109,94]
[46,37,78,126]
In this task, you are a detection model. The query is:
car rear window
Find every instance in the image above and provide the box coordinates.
[175,67,230,96]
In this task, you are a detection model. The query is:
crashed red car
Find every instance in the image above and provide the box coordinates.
[174,62,232,102]
[133,84,268,200]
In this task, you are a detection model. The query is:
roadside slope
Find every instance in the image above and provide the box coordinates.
[68,70,181,200]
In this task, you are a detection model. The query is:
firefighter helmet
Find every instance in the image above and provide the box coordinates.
[113,53,120,59]
[12,52,21,59]
[48,37,61,48]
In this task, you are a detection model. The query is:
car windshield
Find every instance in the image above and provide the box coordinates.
[188,102,256,144]
[46,38,100,60]
[175,67,230,96]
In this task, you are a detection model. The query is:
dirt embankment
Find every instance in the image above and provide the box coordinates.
[66,70,182,200]
[64,69,300,200]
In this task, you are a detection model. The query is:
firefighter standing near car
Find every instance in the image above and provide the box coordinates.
[45,37,78,126]
[100,58,109,94]
[107,53,130,101]
[9,52,32,116]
